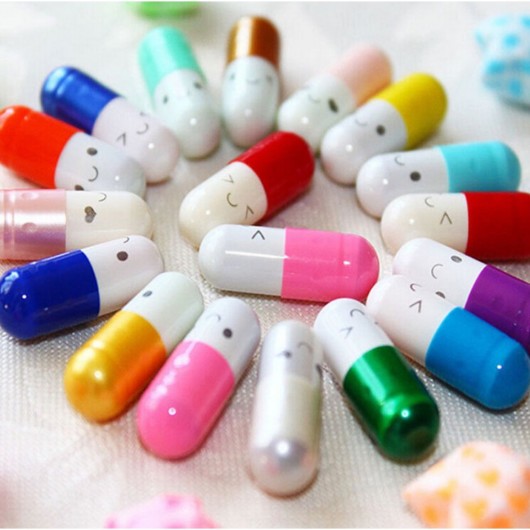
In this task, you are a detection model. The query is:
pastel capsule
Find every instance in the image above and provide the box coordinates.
[198,224,379,302]
[64,272,204,422]
[393,238,530,352]
[0,189,153,261]
[137,297,261,460]
[178,131,314,247]
[277,43,391,153]
[0,235,164,340]
[366,275,530,410]
[222,16,280,147]
[0,106,146,195]
[381,191,530,259]
[357,141,521,217]
[138,26,221,159]
[128,2,200,19]
[41,66,180,183]
[314,298,439,460]
[248,320,323,497]
[321,73,447,185]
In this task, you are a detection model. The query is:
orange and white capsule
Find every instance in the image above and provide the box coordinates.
[222,16,280,147]
[64,272,204,422]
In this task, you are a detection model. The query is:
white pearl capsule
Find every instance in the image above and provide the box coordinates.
[248,320,323,497]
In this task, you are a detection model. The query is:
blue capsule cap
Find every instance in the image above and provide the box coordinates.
[41,66,119,133]
[440,141,521,192]
[426,307,530,410]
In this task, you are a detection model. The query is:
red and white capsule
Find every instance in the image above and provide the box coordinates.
[0,189,153,260]
[198,224,379,302]
[381,191,530,260]
[0,106,146,195]
[178,131,314,247]
[248,320,323,497]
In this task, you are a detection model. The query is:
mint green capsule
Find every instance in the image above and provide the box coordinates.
[138,26,220,159]
[313,298,439,461]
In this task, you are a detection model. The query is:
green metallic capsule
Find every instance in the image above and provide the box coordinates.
[313,298,439,461]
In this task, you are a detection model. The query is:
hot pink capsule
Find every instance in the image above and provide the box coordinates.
[136,297,261,460]
[198,224,379,302]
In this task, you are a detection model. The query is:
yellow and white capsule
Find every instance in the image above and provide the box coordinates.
[248,320,323,497]
[320,73,447,185]
[64,271,204,422]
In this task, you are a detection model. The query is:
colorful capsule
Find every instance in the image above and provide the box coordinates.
[248,320,323,496]
[321,73,447,185]
[366,275,530,410]
[137,297,261,460]
[393,238,530,352]
[314,298,439,460]
[178,131,314,247]
[0,106,146,195]
[0,235,163,340]
[357,141,521,218]
[64,272,204,422]
[41,66,180,184]
[198,224,379,302]
[128,2,199,18]
[277,43,391,153]
[138,26,221,159]
[0,189,153,261]
[381,191,530,259]
[222,16,280,148]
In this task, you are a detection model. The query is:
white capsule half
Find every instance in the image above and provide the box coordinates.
[381,193,469,255]
[248,320,323,497]
[152,70,221,159]
[83,235,164,315]
[92,97,180,184]
[55,132,146,196]
[357,148,448,217]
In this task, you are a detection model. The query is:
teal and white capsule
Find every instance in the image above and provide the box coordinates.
[138,26,221,159]
[357,141,521,217]
[313,298,439,461]
[248,320,323,497]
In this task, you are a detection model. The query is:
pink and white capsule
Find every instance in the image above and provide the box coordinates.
[277,43,391,152]
[198,224,379,302]
[248,320,323,497]
[137,297,261,460]
[0,189,153,260]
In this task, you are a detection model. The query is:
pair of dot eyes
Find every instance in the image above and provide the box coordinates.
[161,81,204,104]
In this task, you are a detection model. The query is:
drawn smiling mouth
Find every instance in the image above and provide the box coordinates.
[354,118,368,126]
[246,78,260,85]
[136,123,149,135]
[307,94,321,104]
[89,166,99,182]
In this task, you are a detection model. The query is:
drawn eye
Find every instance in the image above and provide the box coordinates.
[142,290,153,297]
[410,171,421,182]
[162,95,169,104]
[376,125,386,135]
[266,74,273,84]
[435,291,446,298]
[194,81,203,90]
[87,147,98,156]
[328,98,338,112]
[451,255,462,263]
[116,251,128,261]
[223,328,233,338]
[229,73,236,81]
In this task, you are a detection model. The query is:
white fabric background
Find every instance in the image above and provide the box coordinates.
[0,2,529,527]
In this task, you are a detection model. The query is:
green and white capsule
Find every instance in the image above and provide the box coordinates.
[313,298,439,461]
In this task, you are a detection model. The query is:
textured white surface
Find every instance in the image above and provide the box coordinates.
[0,2,529,527]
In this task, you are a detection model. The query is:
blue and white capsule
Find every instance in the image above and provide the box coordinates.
[138,26,221,159]
[366,275,530,410]
[41,66,180,184]
[248,320,323,497]
[0,235,164,340]
[357,141,521,217]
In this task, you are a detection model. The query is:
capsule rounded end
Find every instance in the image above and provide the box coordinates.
[379,395,440,461]
[380,196,416,255]
[356,156,395,217]
[249,438,318,497]
[40,66,74,117]
[64,348,123,423]
[136,398,202,460]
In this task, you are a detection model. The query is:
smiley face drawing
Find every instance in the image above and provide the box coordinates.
[179,161,268,248]
[222,56,280,148]
[277,73,356,153]
[381,193,471,255]
[55,133,146,196]
[153,69,221,159]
